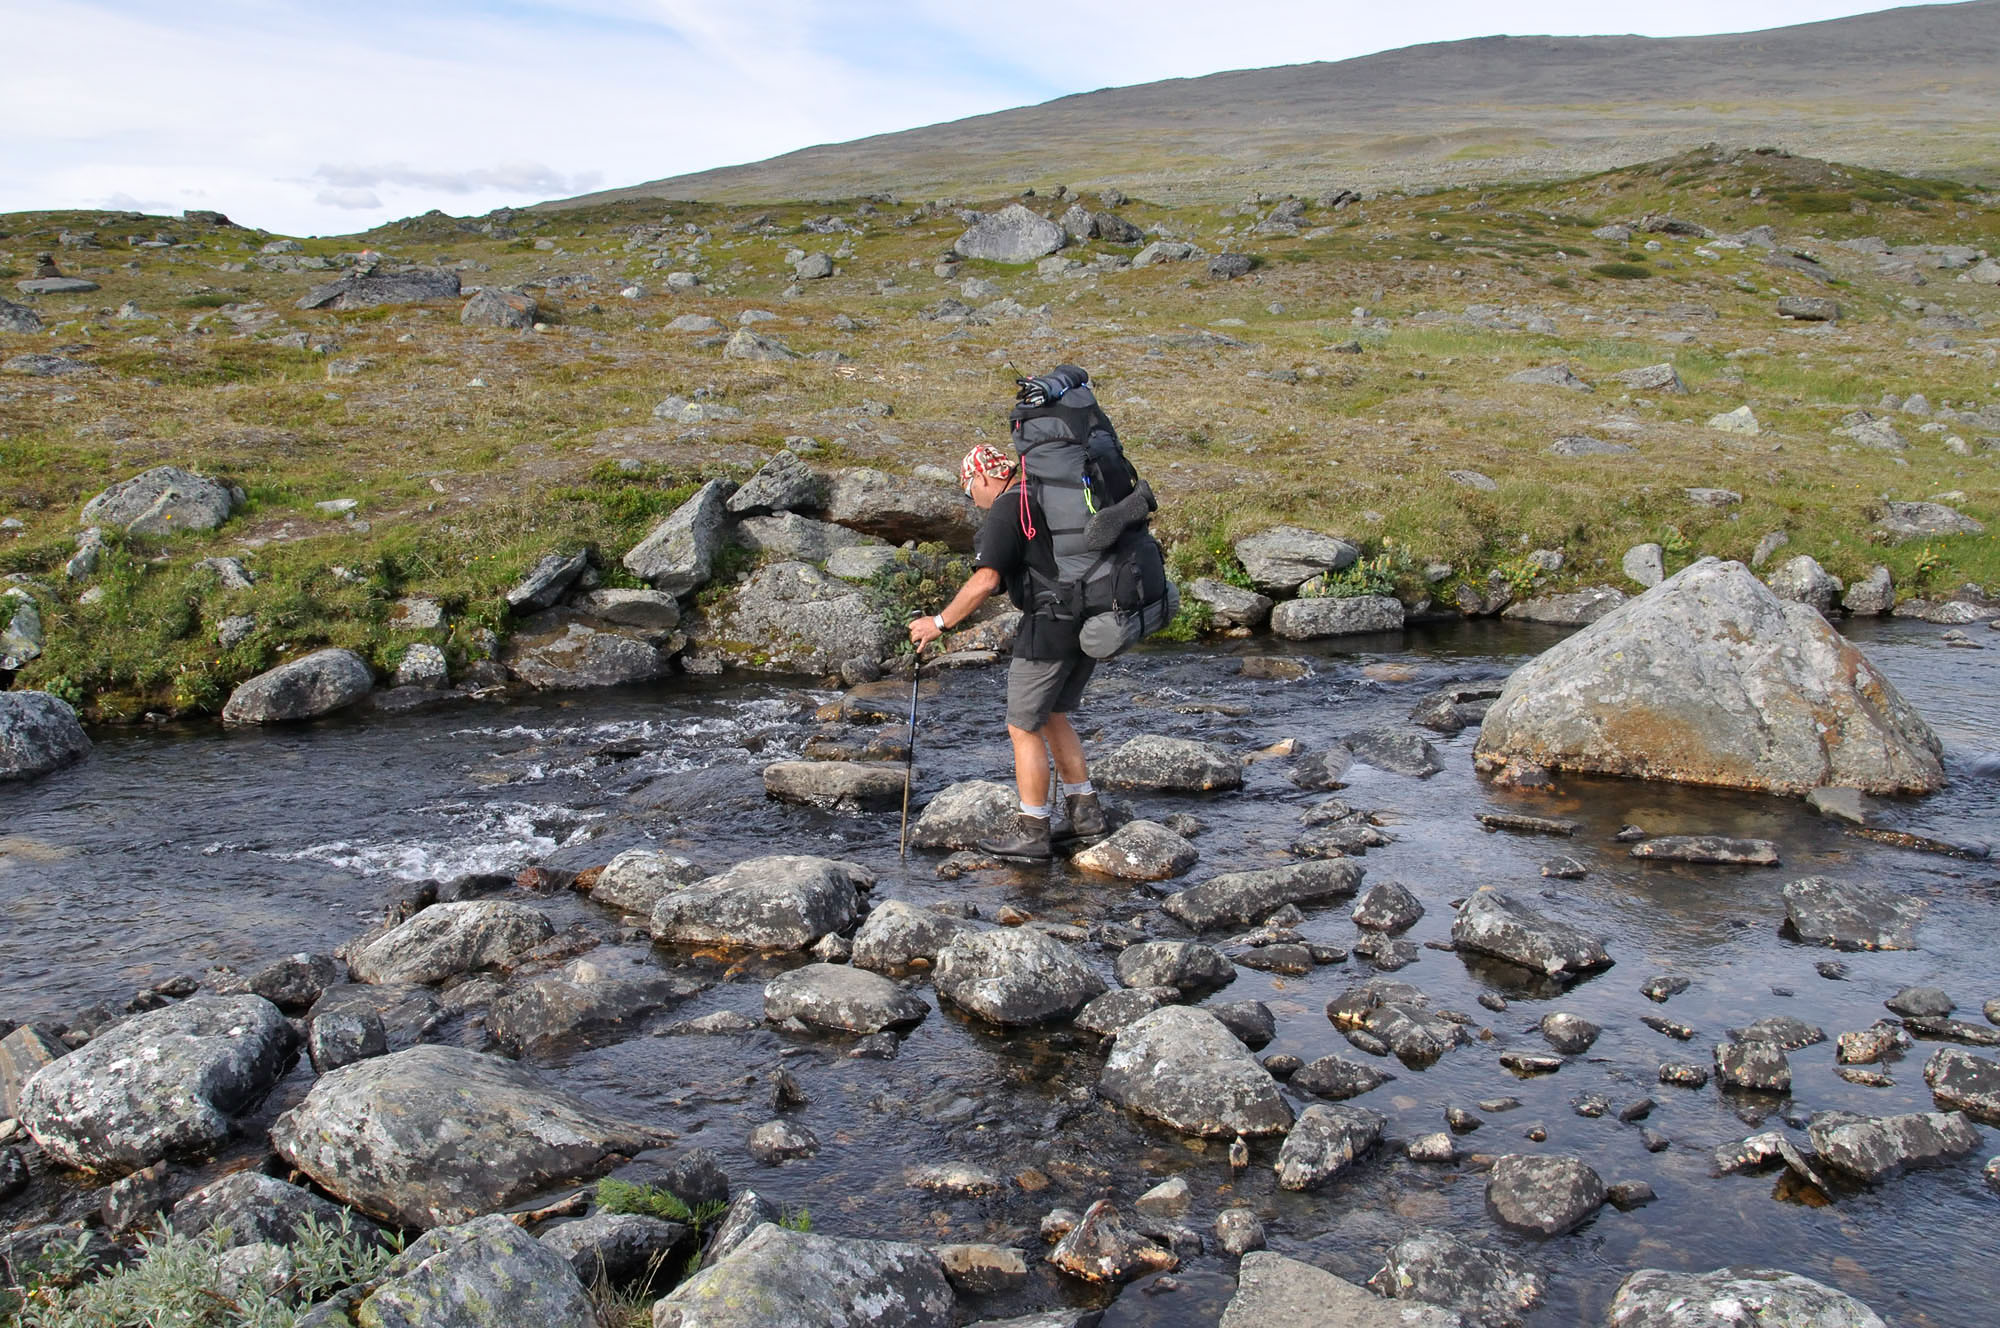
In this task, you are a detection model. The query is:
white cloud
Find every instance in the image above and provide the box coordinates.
[314,187,384,210]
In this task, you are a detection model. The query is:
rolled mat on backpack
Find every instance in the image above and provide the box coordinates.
[1079,581,1180,659]
[1082,479,1156,552]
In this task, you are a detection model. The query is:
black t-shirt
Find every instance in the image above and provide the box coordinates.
[973,481,1077,660]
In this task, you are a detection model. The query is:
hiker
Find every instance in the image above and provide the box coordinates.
[908,440,1106,858]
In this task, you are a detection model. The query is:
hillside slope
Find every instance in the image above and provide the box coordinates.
[549,0,2000,207]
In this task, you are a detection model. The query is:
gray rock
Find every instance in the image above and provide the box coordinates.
[650,855,869,951]
[1714,1040,1791,1092]
[1451,887,1611,978]
[221,648,373,723]
[820,468,977,547]
[4,352,91,377]
[503,608,676,689]
[348,900,554,985]
[1782,876,1926,951]
[657,1222,955,1327]
[764,963,927,1033]
[1352,882,1424,932]
[1163,859,1365,930]
[1924,1046,2000,1123]
[851,899,975,971]
[747,1119,819,1162]
[624,478,735,595]
[1345,728,1442,777]
[906,779,1017,851]
[1843,566,1895,615]
[14,276,99,294]
[1475,560,1945,795]
[309,982,443,1052]
[80,465,237,536]
[298,268,460,311]
[935,927,1104,1025]
[460,287,536,329]
[906,1162,1006,1197]
[1046,1199,1178,1283]
[1074,986,1177,1037]
[540,1210,687,1289]
[1270,594,1405,639]
[1484,1153,1605,1235]
[1101,1006,1294,1137]
[1373,1230,1543,1327]
[0,297,45,332]
[1274,1103,1383,1190]
[1096,735,1242,791]
[1292,1055,1395,1100]
[1289,745,1354,789]
[763,760,908,812]
[1222,1252,1464,1327]
[1622,544,1666,588]
[826,545,900,581]
[1188,577,1272,629]
[1114,940,1234,995]
[1134,240,1199,266]
[953,204,1066,264]
[1777,295,1841,321]
[1767,555,1842,615]
[1630,835,1780,866]
[0,1024,63,1117]
[1213,1208,1266,1257]
[1612,363,1685,393]
[1234,526,1360,592]
[506,550,592,614]
[1888,986,1955,1018]
[935,1243,1029,1295]
[1547,435,1635,457]
[0,691,91,782]
[733,513,884,564]
[1806,1109,1979,1181]
[1874,500,1984,541]
[704,561,894,674]
[590,849,705,916]
[307,1007,387,1072]
[1506,364,1591,391]
[795,253,835,280]
[491,947,704,1053]
[355,1213,596,1327]
[1707,406,1761,436]
[1540,1013,1601,1055]
[17,995,297,1172]
[391,644,448,689]
[174,1171,384,1250]
[724,328,799,361]
[1411,684,1503,734]
[727,450,828,516]
[1500,586,1626,626]
[1610,1267,1885,1328]
[273,1045,659,1228]
[1071,820,1197,881]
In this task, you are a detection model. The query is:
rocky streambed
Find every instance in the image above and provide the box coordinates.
[1,617,1997,1326]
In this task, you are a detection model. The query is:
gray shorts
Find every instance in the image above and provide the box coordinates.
[1006,655,1096,732]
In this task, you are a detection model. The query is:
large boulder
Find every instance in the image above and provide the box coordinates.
[1609,1267,1885,1328]
[0,691,91,782]
[17,995,297,1173]
[220,648,374,723]
[764,760,907,811]
[1233,526,1359,593]
[734,513,885,564]
[952,203,1066,264]
[1095,735,1242,792]
[0,296,45,333]
[173,1171,385,1250]
[80,465,237,536]
[933,927,1106,1025]
[1373,1230,1544,1326]
[624,479,735,595]
[1114,941,1234,996]
[1270,595,1405,639]
[1071,819,1198,881]
[459,287,536,329]
[763,963,928,1034]
[655,1222,956,1327]
[297,267,461,310]
[1162,860,1365,930]
[819,468,977,548]
[1484,1153,1605,1236]
[591,848,706,916]
[851,899,976,971]
[490,946,705,1053]
[1924,1047,2000,1123]
[1187,578,1273,629]
[1100,1006,1294,1137]
[1475,559,1945,795]
[906,780,1018,851]
[1451,887,1611,978]
[271,1045,662,1228]
[704,562,895,674]
[347,900,555,985]
[502,608,677,689]
[351,1214,599,1328]
[1805,1109,1980,1181]
[649,854,869,950]
[727,449,828,516]
[1222,1252,1464,1328]
[1874,501,1984,542]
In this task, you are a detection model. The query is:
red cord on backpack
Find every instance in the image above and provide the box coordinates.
[1017,471,1036,539]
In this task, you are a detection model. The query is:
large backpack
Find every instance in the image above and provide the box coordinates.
[1008,366,1177,658]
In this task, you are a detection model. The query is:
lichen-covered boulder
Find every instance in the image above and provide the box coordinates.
[850,899,977,972]
[1475,559,1944,795]
[347,900,554,985]
[220,648,374,723]
[763,963,929,1034]
[1609,1267,1885,1328]
[1274,1104,1384,1190]
[1372,1230,1544,1326]
[703,561,895,674]
[1071,819,1198,881]
[0,691,91,782]
[18,995,297,1173]
[490,946,706,1053]
[623,478,735,596]
[1100,1006,1294,1137]
[353,1214,599,1328]
[271,1045,662,1228]
[818,469,978,548]
[1162,860,1365,930]
[952,204,1066,264]
[1484,1153,1605,1236]
[590,848,706,916]
[1095,735,1242,792]
[654,1222,956,1327]
[173,1172,386,1250]
[933,928,1105,1025]
[1221,1252,1464,1327]
[501,609,678,690]
[906,780,1017,851]
[80,465,238,535]
[650,855,870,950]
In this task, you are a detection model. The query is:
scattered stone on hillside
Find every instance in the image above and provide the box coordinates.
[1783,876,1926,950]
[298,267,460,310]
[1096,735,1242,791]
[623,478,734,595]
[1506,364,1591,391]
[666,313,722,332]
[723,328,798,361]
[1612,363,1685,393]
[505,550,591,614]
[1135,240,1198,266]
[4,352,92,377]
[764,963,927,1034]
[0,297,45,332]
[1707,405,1761,435]
[650,854,868,951]
[81,465,238,535]
[1188,578,1273,628]
[460,287,537,328]
[794,252,834,280]
[653,395,741,423]
[1452,887,1611,978]
[17,994,297,1173]
[821,467,977,546]
[1476,560,1945,795]
[1071,820,1198,881]
[502,609,677,689]
[1836,416,1909,451]
[953,203,1067,263]
[1499,587,1625,626]
[1447,470,1497,491]
[1234,526,1359,591]
[15,276,100,294]
[1767,554,1843,615]
[1101,1006,1294,1137]
[348,899,554,985]
[1210,253,1254,280]
[1270,594,1405,638]
[272,1045,658,1228]
[1923,1047,2000,1123]
[727,449,828,515]
[1778,295,1841,321]
[0,691,91,783]
[1163,860,1365,930]
[1222,1252,1464,1328]
[1485,1153,1605,1236]
[935,927,1105,1025]
[1874,500,1984,541]
[221,648,373,724]
[1630,835,1780,866]
[705,560,894,674]
[1373,1230,1544,1327]
[733,512,884,564]
[1686,488,1742,508]
[1547,434,1635,457]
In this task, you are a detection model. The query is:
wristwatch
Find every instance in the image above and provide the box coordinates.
[932,614,947,633]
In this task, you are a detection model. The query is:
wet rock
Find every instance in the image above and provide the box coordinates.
[1500,1051,1563,1075]
[1222,1252,1465,1327]
[1288,746,1354,790]
[1190,579,1273,629]
[0,1025,63,1117]
[1407,1132,1457,1162]
[1659,1061,1710,1087]
[1610,1267,1887,1328]
[1270,594,1405,639]
[1484,1153,1605,1236]
[1837,1022,1910,1065]
[1213,1207,1265,1256]
[935,927,1105,1025]
[1114,941,1235,996]
[1630,835,1779,866]
[1412,684,1504,734]
[906,1161,1007,1197]
[663,1223,957,1325]
[907,780,1017,850]
[763,962,928,1034]
[1354,934,1420,970]
[1475,559,1944,795]
[1353,881,1424,931]
[936,1243,1029,1295]
[1163,860,1365,930]
[763,760,907,812]
[1540,1013,1600,1055]
[540,1210,687,1289]
[492,947,704,1052]
[213,952,339,1012]
[174,1171,385,1250]
[1450,887,1612,978]
[1274,1103,1383,1190]
[354,1214,597,1328]
[1101,1006,1294,1137]
[502,608,677,689]
[1328,979,1468,1068]
[1806,1109,1980,1182]
[623,478,734,595]
[1096,735,1243,791]
[349,900,554,985]
[591,849,706,917]
[0,691,91,782]
[80,465,238,535]
[17,994,296,1173]
[748,1119,819,1163]
[1292,1055,1395,1101]
[271,1044,660,1228]
[1500,587,1626,627]
[309,982,442,1054]
[1373,1230,1543,1328]
[1714,1040,1791,1092]
[821,467,977,547]
[1641,975,1690,1003]
[1923,1046,2000,1122]
[954,203,1066,263]
[1047,1199,1178,1284]
[221,648,374,723]
[1477,812,1579,837]
[1210,1000,1277,1049]
[650,854,869,951]
[1731,1015,1824,1050]
[1343,729,1442,777]
[1074,987,1177,1037]
[1071,820,1198,880]
[1782,876,1926,950]
[1233,526,1360,593]
[851,899,976,972]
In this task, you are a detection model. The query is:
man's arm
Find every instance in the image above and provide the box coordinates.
[909,566,1003,649]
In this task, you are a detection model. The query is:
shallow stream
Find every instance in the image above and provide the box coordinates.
[3,619,1997,1325]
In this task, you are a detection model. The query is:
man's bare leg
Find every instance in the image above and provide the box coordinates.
[1008,723,1052,810]
[1040,713,1089,785]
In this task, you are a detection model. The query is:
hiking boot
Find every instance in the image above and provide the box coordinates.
[978,813,1051,859]
[1057,791,1108,843]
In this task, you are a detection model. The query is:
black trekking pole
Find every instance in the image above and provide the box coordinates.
[897,646,922,858]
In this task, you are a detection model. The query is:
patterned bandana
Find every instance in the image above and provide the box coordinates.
[958,442,1015,494]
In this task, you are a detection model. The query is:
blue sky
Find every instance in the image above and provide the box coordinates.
[5,0,1916,236]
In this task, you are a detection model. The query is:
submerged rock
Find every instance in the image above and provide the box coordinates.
[1221,1252,1465,1327]
[1373,1230,1544,1328]
[491,947,705,1052]
[1630,835,1779,866]
[1291,1055,1396,1101]
[1451,887,1612,978]
[1274,1103,1383,1190]
[1782,876,1926,950]
[1100,1006,1294,1137]
[1344,728,1443,777]
[1484,1153,1605,1236]
[934,928,1105,1025]
[1610,1267,1886,1328]
[655,1222,956,1327]
[650,854,869,951]
[1474,559,1945,795]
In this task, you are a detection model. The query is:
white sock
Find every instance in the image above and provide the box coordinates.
[1059,780,1094,799]
[1020,800,1051,819]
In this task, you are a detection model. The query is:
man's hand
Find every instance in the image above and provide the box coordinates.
[908,615,944,650]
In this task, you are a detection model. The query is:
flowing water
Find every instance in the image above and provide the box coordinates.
[2,619,1996,1325]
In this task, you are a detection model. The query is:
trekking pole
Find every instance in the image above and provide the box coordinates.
[897,644,923,858]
